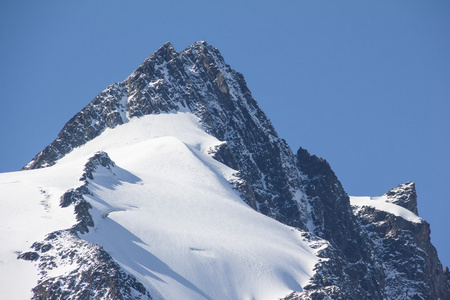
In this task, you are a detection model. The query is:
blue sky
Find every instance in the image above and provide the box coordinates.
[1,1,449,268]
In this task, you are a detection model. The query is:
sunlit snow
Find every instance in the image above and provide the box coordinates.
[0,111,320,300]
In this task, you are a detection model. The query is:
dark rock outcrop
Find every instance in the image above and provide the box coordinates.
[27,231,151,300]
[23,84,127,170]
[295,147,385,299]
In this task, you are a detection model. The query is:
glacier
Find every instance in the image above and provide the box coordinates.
[0,112,324,299]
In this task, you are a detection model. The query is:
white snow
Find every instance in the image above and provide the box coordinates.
[0,111,320,300]
[0,168,80,299]
[350,196,423,223]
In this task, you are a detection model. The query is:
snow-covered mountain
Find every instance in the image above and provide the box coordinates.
[1,41,449,299]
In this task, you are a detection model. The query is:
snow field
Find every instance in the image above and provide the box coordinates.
[78,113,318,299]
[0,112,320,299]
[0,166,80,299]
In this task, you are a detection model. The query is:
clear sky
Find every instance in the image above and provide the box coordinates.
[1,1,449,268]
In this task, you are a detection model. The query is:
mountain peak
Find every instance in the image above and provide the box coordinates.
[162,40,174,47]
[384,181,418,215]
[142,41,177,64]
[13,42,449,299]
[191,40,208,47]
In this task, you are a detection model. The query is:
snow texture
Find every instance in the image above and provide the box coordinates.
[0,112,320,300]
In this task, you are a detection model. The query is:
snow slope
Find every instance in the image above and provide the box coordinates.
[0,111,322,300]
[0,165,80,299]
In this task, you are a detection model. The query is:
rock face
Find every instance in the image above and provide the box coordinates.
[294,148,385,299]
[21,41,449,299]
[351,183,450,299]
[23,84,128,170]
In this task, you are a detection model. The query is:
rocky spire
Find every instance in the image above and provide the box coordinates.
[384,181,418,215]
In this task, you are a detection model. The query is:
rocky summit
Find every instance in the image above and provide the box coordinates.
[2,41,449,299]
